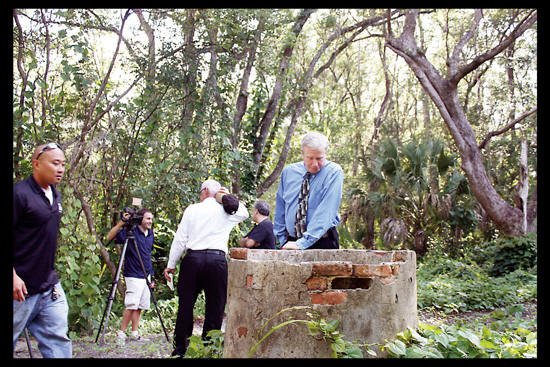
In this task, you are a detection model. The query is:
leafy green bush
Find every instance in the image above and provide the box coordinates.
[56,188,104,336]
[382,316,537,358]
[184,329,224,358]
[417,252,536,313]
[403,244,538,359]
[488,233,537,276]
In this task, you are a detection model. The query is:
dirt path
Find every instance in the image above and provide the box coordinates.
[14,329,175,359]
[417,301,537,328]
[13,317,214,358]
[13,302,536,358]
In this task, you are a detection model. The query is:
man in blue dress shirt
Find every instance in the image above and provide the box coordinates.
[274,131,344,250]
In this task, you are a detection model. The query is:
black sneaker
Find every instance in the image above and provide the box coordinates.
[171,349,185,358]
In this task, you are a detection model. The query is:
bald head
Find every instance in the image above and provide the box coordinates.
[31,143,66,189]
[32,142,63,161]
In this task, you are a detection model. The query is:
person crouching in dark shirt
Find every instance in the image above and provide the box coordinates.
[238,200,276,249]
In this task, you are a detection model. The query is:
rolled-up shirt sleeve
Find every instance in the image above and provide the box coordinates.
[230,202,249,223]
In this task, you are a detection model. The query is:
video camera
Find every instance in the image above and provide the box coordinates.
[120,197,143,227]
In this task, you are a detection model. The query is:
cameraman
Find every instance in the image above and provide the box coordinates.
[106,208,155,344]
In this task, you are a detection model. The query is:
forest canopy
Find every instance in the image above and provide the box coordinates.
[13,9,536,331]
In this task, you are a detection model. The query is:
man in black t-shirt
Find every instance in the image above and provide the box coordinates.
[238,201,276,249]
[13,142,72,358]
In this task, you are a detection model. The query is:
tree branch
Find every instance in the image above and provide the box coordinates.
[86,10,131,126]
[478,107,537,150]
[450,10,537,85]
[447,9,482,79]
[70,182,123,294]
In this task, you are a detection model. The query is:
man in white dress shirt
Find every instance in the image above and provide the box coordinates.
[163,179,248,357]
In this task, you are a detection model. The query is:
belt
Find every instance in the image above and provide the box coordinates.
[287,227,332,242]
[187,249,225,256]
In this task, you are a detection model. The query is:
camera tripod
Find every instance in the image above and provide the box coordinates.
[95,224,170,345]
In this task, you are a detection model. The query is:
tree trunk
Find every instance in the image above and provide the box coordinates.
[252,9,314,168]
[179,9,199,133]
[385,9,537,236]
[133,9,156,84]
[13,9,28,182]
[231,15,264,195]
[71,183,124,295]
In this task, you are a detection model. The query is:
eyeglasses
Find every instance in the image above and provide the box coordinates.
[35,142,62,160]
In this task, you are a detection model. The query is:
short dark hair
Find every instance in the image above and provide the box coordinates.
[137,208,152,217]
[254,200,270,216]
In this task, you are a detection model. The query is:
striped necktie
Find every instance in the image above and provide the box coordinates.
[294,172,311,239]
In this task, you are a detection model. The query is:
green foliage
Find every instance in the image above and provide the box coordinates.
[143,297,178,333]
[487,233,537,276]
[248,306,375,358]
[417,255,536,313]
[382,315,537,358]
[344,136,476,252]
[56,186,104,335]
[13,10,537,352]
[184,330,224,358]
[307,316,371,358]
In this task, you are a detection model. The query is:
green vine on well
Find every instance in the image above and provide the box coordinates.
[248,306,376,358]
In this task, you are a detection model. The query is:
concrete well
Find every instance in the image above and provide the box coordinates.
[223,248,417,358]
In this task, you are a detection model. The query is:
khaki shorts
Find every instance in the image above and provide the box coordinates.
[124,277,151,310]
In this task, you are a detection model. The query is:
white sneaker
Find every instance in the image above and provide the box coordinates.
[130,331,149,341]
[116,330,127,345]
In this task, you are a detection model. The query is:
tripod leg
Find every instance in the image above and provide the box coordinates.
[24,329,34,358]
[147,281,170,342]
[132,239,171,343]
[95,238,129,344]
[95,281,117,344]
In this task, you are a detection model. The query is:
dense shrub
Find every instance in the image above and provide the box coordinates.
[383,316,537,358]
[488,233,537,276]
[417,250,536,313]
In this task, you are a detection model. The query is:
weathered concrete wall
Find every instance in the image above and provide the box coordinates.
[223,249,417,358]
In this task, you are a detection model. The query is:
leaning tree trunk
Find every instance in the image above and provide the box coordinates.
[385,9,537,237]
[252,9,315,169]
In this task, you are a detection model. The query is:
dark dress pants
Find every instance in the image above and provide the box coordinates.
[173,250,227,356]
[308,226,339,249]
[287,227,340,249]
